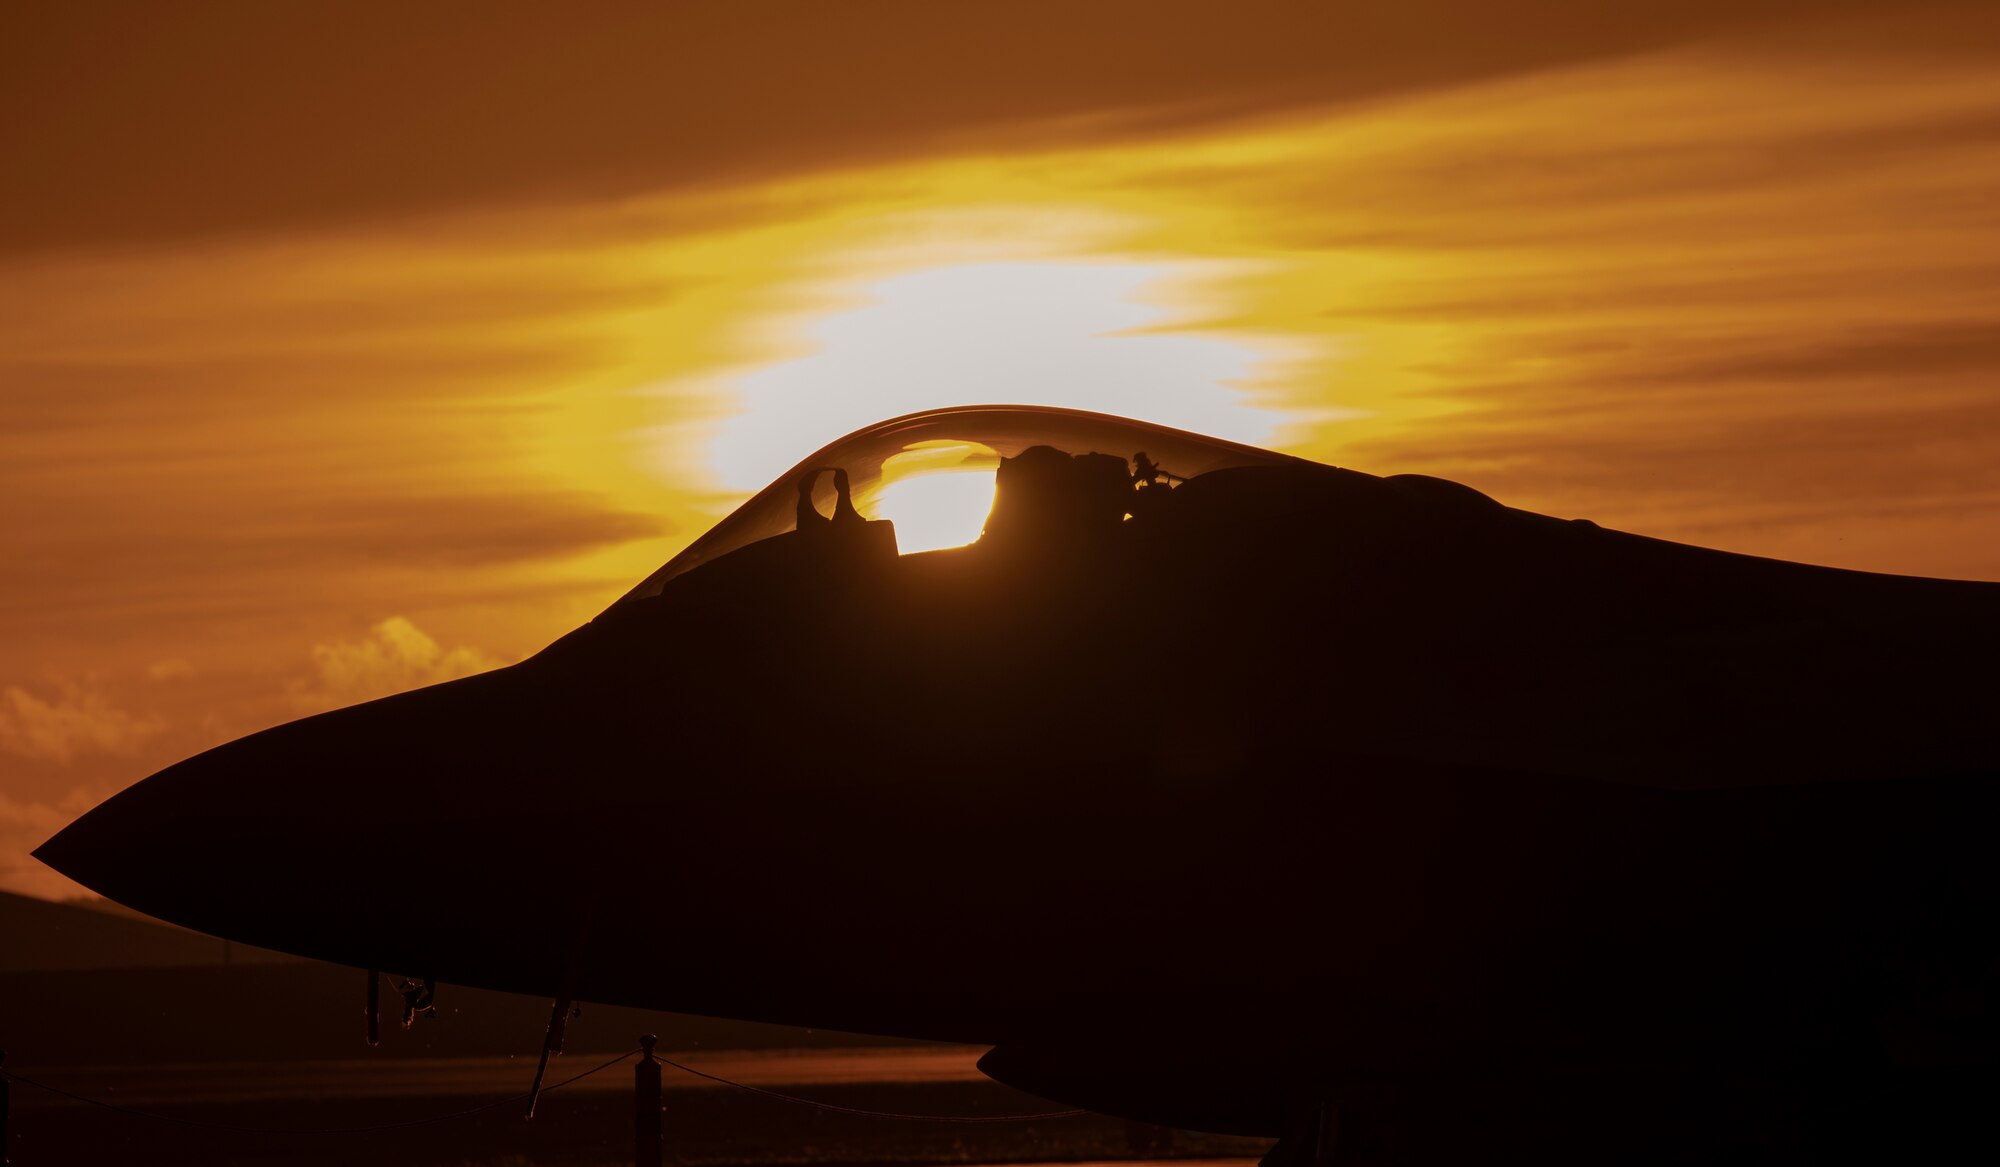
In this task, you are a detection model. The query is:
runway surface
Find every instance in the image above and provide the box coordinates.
[6,1045,1274,1166]
[19,1045,998,1107]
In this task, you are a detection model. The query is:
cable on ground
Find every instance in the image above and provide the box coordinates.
[653,1054,1087,1123]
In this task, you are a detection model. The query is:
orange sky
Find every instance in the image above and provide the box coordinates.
[4,0,1999,898]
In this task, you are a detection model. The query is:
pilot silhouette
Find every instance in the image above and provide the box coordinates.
[983,445,1130,553]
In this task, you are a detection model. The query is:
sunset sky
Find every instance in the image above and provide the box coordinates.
[5,0,1999,898]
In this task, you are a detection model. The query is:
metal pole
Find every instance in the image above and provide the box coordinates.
[635,1034,661,1167]
[526,993,572,1119]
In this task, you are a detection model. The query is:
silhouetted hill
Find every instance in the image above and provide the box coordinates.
[0,890,297,971]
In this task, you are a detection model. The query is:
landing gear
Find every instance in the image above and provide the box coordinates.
[396,976,436,1028]
[525,992,576,1118]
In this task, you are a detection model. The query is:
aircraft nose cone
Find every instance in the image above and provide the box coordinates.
[32,666,556,969]
[32,798,144,899]
[34,707,383,946]
[33,777,185,902]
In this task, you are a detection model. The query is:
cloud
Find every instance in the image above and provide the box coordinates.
[0,484,663,645]
[1,0,1887,254]
[281,495,665,569]
[292,617,503,711]
[0,681,165,765]
[146,658,196,681]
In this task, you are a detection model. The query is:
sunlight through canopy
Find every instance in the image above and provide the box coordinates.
[707,261,1287,494]
[610,405,1311,608]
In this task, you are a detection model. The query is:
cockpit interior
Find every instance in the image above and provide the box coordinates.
[604,405,1311,615]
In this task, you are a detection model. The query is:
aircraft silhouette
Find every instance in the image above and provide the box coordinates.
[35,405,2000,1163]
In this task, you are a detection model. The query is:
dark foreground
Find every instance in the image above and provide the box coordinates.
[0,961,1265,1167]
[6,945,1996,1163]
[5,1046,1271,1167]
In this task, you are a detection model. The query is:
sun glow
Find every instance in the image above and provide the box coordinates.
[709,259,1284,494]
[862,441,1003,554]
[873,471,999,553]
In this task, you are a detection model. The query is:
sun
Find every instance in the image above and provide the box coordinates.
[860,441,1002,554]
[709,259,1286,497]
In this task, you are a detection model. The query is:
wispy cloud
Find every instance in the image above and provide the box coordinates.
[0,681,164,765]
[3,1,1887,254]
[292,617,504,712]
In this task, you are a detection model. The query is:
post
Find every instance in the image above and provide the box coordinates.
[635,1034,661,1167]
[2,1047,11,1167]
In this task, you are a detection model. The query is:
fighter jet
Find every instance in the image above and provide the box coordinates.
[35,405,2000,1163]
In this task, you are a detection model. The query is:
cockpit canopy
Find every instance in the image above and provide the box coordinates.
[607,405,1309,611]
